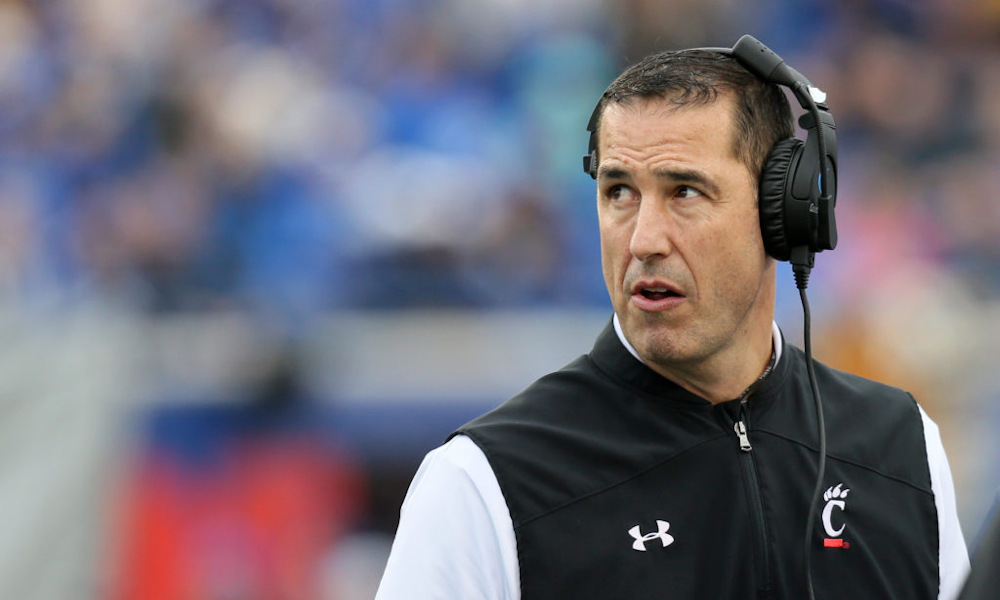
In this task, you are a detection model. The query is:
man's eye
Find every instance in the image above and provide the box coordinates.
[607,185,638,203]
[676,185,704,200]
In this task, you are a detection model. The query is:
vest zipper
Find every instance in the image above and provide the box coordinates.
[734,402,772,595]
[734,420,752,451]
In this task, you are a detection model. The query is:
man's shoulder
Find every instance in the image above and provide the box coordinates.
[783,345,932,487]
[785,343,919,409]
[457,353,610,433]
[450,352,686,523]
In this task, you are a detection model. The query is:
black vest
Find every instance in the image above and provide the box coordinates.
[455,321,939,599]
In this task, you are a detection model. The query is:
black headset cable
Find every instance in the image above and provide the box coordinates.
[794,256,826,600]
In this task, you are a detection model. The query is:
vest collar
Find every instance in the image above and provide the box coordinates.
[612,313,783,366]
[591,315,789,408]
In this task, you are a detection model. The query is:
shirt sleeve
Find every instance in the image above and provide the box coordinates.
[920,406,971,600]
[374,434,520,600]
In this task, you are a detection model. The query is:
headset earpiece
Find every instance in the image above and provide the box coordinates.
[583,102,600,179]
[757,109,838,261]
[758,137,802,261]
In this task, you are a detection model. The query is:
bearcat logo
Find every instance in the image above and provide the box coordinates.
[822,483,851,549]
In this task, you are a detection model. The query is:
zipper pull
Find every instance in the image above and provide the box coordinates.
[734,420,752,452]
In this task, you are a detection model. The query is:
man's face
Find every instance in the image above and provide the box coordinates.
[596,94,775,371]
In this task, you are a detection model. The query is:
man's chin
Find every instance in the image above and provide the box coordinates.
[626,324,694,365]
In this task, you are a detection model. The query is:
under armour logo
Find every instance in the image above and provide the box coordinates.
[628,520,674,552]
[822,483,851,549]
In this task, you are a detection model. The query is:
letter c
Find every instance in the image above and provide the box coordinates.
[822,500,846,537]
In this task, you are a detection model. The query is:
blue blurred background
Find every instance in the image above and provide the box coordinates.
[3,0,1000,598]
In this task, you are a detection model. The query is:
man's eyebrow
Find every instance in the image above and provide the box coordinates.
[654,168,721,196]
[596,166,630,181]
[597,165,721,196]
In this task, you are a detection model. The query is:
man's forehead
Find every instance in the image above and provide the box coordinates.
[597,94,740,157]
[598,95,736,142]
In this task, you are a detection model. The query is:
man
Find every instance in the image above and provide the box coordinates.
[375,38,969,599]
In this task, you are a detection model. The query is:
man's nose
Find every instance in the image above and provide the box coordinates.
[629,201,674,262]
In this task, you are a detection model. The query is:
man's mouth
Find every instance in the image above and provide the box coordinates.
[639,287,682,301]
[629,279,686,310]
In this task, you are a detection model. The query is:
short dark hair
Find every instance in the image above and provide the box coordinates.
[592,49,794,184]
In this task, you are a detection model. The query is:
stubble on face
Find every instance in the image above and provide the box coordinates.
[597,95,776,398]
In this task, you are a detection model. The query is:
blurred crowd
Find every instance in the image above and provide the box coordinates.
[3,0,1000,597]
[3,0,1000,318]
[0,0,614,322]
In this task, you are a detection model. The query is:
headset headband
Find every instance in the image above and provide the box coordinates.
[584,37,827,176]
[582,34,837,256]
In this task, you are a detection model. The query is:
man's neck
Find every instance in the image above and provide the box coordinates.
[613,314,782,404]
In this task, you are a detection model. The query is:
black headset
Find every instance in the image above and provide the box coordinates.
[583,35,838,270]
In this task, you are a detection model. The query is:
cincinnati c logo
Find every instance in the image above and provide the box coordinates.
[822,483,851,549]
